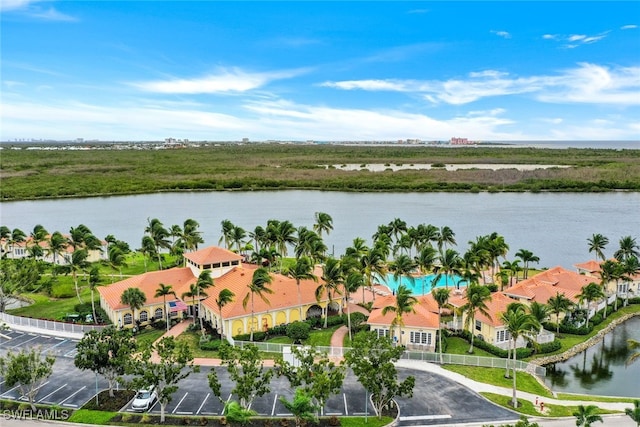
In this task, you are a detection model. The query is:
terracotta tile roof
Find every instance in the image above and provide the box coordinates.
[184,247,243,265]
[367,295,440,329]
[474,292,518,327]
[201,265,330,319]
[97,268,197,310]
[574,260,602,274]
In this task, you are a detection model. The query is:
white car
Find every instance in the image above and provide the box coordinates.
[131,388,157,412]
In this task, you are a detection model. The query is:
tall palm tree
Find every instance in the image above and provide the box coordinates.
[107,245,127,282]
[195,270,215,330]
[343,270,365,342]
[145,218,170,269]
[87,266,101,324]
[182,283,208,327]
[140,235,157,272]
[436,226,456,252]
[514,249,539,279]
[313,212,333,238]
[415,246,438,294]
[215,288,235,341]
[231,225,247,254]
[218,219,235,249]
[155,283,176,332]
[528,301,549,329]
[120,287,147,329]
[242,267,274,341]
[433,248,462,289]
[388,218,407,249]
[547,291,573,336]
[462,284,492,353]
[359,246,387,302]
[389,254,417,293]
[625,400,640,427]
[382,284,417,346]
[587,233,609,261]
[181,218,204,252]
[433,287,451,363]
[47,231,67,266]
[318,258,344,328]
[501,259,522,286]
[65,248,90,303]
[622,256,640,306]
[29,224,48,260]
[499,304,540,408]
[573,404,603,427]
[285,256,317,320]
[487,233,509,283]
[614,236,640,262]
[577,282,606,327]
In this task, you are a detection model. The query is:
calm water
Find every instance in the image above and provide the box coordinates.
[544,317,640,398]
[1,191,638,268]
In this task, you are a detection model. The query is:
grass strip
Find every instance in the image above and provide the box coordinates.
[481,392,620,417]
[68,409,118,425]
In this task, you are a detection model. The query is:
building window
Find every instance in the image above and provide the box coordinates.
[123,313,132,325]
[376,328,390,338]
[618,282,629,294]
[154,308,163,320]
[475,320,482,331]
[139,310,148,322]
[496,330,511,343]
[409,331,432,345]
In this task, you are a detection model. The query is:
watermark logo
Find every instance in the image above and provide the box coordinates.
[2,408,70,420]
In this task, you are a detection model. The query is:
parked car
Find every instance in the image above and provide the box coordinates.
[131,387,157,412]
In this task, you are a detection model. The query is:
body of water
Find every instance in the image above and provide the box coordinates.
[381,273,465,295]
[544,316,640,398]
[1,191,638,269]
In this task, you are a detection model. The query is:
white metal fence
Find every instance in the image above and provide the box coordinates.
[0,312,107,335]
[232,340,546,377]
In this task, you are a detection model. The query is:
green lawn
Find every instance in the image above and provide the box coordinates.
[9,287,98,321]
[135,328,165,348]
[444,336,495,357]
[481,392,619,417]
[174,330,222,358]
[263,324,343,347]
[442,365,553,398]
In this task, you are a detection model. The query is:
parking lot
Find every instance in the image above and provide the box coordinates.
[0,329,518,425]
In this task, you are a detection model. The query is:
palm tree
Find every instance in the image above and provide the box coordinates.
[29,224,48,259]
[155,283,176,332]
[6,228,26,260]
[499,304,540,408]
[318,258,344,329]
[433,287,451,363]
[487,233,509,283]
[242,267,274,341]
[576,282,606,327]
[231,225,247,254]
[433,249,462,289]
[501,259,522,286]
[389,254,417,293]
[359,246,387,301]
[614,236,640,262]
[87,266,101,324]
[181,283,208,327]
[107,245,127,282]
[625,400,640,427]
[181,218,204,251]
[622,256,640,306]
[436,226,456,252]
[462,284,492,353]
[547,292,573,336]
[415,246,438,294]
[145,218,170,269]
[120,287,147,329]
[218,219,235,249]
[249,225,266,254]
[47,231,68,266]
[215,288,235,340]
[285,256,317,320]
[313,212,333,238]
[627,339,640,366]
[528,301,550,329]
[195,270,215,329]
[573,404,603,427]
[587,234,609,261]
[382,284,417,346]
[140,235,157,272]
[65,249,90,303]
[515,249,540,279]
[343,270,365,342]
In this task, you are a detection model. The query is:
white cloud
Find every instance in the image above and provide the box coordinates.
[0,0,76,21]
[0,0,39,11]
[322,63,640,106]
[543,32,609,48]
[542,34,557,40]
[131,68,306,94]
[621,25,638,30]
[492,30,511,39]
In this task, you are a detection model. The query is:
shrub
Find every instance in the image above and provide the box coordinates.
[347,312,367,333]
[536,339,561,354]
[286,321,311,344]
[486,284,499,292]
[152,319,167,330]
[199,339,223,351]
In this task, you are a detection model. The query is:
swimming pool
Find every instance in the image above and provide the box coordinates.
[378,273,466,296]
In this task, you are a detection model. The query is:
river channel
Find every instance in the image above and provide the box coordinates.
[544,316,640,398]
[1,191,638,268]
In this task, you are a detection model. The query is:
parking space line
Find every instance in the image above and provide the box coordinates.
[38,384,68,403]
[1,385,21,397]
[46,339,69,353]
[399,415,452,421]
[196,393,210,415]
[18,381,49,400]
[271,394,278,416]
[172,392,189,414]
[64,349,78,358]
[58,385,86,405]
[11,334,40,348]
[343,393,348,415]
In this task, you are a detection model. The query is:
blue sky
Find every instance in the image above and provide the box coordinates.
[1,1,639,142]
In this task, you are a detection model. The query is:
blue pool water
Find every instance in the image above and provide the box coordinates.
[379,273,466,296]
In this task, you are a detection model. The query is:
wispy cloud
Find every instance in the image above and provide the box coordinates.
[1,0,77,21]
[321,63,640,106]
[621,24,637,30]
[543,31,609,48]
[131,67,307,94]
[491,30,511,39]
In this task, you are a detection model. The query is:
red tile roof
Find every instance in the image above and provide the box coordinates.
[183,246,243,265]
[367,295,440,329]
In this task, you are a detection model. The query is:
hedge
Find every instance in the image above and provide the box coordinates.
[453,330,561,358]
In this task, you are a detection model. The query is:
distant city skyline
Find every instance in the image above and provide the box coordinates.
[1,1,639,142]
